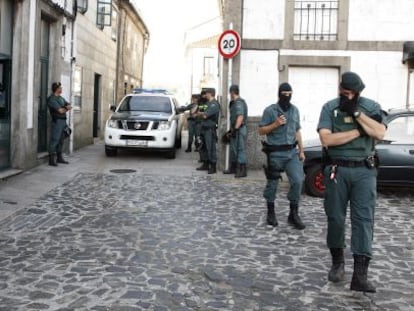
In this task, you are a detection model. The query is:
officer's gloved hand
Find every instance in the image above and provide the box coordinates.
[339,95,358,116]
[357,125,367,137]
[231,128,239,137]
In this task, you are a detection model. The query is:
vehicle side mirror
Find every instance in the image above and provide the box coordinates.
[177,106,186,114]
[110,105,116,112]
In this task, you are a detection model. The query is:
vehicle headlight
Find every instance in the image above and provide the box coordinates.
[107,120,118,128]
[158,121,171,130]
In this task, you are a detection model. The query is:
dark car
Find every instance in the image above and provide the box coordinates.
[303,109,414,197]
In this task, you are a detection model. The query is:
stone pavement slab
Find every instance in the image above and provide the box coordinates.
[0,168,413,310]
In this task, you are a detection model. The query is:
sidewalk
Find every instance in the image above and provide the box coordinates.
[0,138,267,222]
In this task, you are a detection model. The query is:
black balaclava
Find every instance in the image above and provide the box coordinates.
[338,71,365,112]
[278,82,292,111]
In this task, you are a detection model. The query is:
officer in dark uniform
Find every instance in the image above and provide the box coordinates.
[195,91,208,160]
[317,71,387,293]
[223,84,248,177]
[181,94,199,152]
[47,82,71,166]
[258,83,306,230]
[196,88,220,174]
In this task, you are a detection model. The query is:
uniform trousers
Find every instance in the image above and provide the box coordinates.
[48,119,66,154]
[323,165,377,258]
[263,149,304,203]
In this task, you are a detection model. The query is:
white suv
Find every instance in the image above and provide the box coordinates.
[104,89,184,159]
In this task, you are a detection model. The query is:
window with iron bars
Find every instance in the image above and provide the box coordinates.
[294,0,338,41]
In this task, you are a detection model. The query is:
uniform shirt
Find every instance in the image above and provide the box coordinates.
[317,96,388,161]
[259,103,301,145]
[203,99,220,128]
[196,101,208,122]
[47,95,68,120]
[230,97,248,128]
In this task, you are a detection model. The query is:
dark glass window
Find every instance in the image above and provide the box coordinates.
[118,96,172,113]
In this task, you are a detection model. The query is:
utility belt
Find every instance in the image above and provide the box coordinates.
[201,123,217,130]
[52,116,67,122]
[327,155,378,169]
[261,141,297,153]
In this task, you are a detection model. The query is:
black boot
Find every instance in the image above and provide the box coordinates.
[328,248,345,282]
[57,153,69,164]
[287,202,306,230]
[48,154,58,167]
[223,162,236,174]
[185,142,192,152]
[196,161,209,171]
[266,202,278,227]
[235,163,247,178]
[350,255,376,293]
[208,162,216,174]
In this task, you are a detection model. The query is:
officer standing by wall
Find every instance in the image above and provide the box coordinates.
[196,88,220,174]
[258,83,306,230]
[223,84,248,178]
[317,72,387,293]
[47,82,71,166]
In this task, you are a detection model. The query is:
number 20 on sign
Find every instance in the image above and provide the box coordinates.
[218,30,241,59]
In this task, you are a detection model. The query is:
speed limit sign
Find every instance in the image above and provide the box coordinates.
[218,30,241,59]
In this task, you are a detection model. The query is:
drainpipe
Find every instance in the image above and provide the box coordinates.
[69,18,76,154]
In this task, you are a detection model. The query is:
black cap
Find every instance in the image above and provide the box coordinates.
[205,88,216,96]
[229,84,239,95]
[340,72,365,92]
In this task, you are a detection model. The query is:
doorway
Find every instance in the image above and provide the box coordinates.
[37,18,50,152]
[93,74,101,138]
[0,60,11,170]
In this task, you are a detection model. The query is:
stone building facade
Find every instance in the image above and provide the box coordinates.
[219,0,414,169]
[72,0,149,150]
[0,0,148,174]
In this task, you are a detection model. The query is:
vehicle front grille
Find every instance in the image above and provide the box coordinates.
[126,121,149,130]
[120,135,155,141]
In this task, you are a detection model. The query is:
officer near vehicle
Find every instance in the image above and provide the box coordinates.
[195,90,208,159]
[317,71,387,293]
[196,88,220,174]
[223,84,248,178]
[180,94,199,152]
[47,82,72,166]
[258,82,306,230]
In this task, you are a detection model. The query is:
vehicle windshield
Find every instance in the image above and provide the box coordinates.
[117,96,172,113]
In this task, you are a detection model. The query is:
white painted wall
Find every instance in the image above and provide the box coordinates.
[239,50,279,116]
[242,0,285,40]
[348,0,414,41]
[288,67,339,141]
[349,51,407,111]
[239,49,409,121]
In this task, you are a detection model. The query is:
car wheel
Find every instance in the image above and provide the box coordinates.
[166,148,176,159]
[105,146,117,157]
[305,165,325,197]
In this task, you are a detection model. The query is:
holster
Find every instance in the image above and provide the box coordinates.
[261,141,282,180]
[321,147,331,170]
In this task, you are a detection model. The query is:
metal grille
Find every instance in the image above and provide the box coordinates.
[119,135,155,141]
[294,1,338,41]
[124,121,149,130]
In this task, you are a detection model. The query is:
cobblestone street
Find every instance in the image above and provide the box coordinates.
[0,144,413,310]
